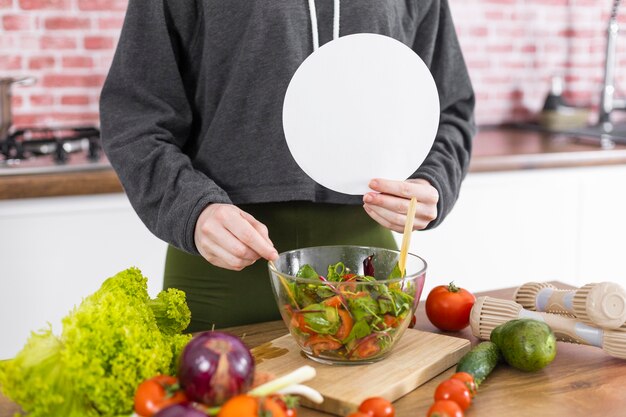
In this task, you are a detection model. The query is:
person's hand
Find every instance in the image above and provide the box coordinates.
[363,178,439,233]
[194,204,278,271]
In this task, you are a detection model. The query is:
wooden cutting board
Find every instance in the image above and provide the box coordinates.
[252,329,471,416]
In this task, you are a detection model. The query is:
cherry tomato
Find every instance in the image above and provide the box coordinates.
[218,395,287,417]
[290,311,316,335]
[425,282,475,331]
[271,395,297,417]
[358,397,395,417]
[355,337,381,359]
[427,400,464,417]
[334,309,354,340]
[324,295,343,308]
[434,379,472,411]
[304,334,342,356]
[410,313,417,328]
[346,413,371,417]
[134,375,187,417]
[450,372,477,398]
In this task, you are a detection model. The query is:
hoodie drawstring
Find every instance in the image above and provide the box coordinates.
[307,0,340,51]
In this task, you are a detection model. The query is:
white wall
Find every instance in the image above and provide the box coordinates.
[2,164,625,359]
[0,193,167,359]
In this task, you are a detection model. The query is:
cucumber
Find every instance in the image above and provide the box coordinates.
[456,341,502,386]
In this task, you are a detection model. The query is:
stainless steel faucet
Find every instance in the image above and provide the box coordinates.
[598,0,625,130]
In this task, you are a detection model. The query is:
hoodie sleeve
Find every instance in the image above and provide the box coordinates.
[100,0,231,255]
[409,0,476,228]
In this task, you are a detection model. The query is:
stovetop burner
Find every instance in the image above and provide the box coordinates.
[0,126,111,175]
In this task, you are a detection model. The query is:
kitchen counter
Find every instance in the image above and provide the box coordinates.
[470,126,626,172]
[2,284,624,417]
[1,127,626,200]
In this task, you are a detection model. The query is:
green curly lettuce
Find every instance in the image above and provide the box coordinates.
[0,267,192,417]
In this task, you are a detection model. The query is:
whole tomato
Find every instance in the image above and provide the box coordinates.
[218,395,287,417]
[434,379,472,411]
[134,375,187,417]
[450,372,477,398]
[425,282,475,331]
[358,397,395,417]
[427,400,464,417]
[271,394,298,417]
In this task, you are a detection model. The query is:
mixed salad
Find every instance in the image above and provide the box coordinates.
[281,255,417,361]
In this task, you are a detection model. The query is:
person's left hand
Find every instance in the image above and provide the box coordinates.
[363,178,439,233]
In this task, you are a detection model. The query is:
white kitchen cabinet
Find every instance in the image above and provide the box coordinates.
[394,165,626,300]
[0,193,167,359]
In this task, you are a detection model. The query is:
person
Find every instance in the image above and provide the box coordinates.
[100,0,475,332]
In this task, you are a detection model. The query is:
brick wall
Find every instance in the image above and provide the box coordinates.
[1,0,625,127]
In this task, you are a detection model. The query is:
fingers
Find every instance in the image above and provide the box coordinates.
[223,211,278,261]
[368,178,439,205]
[363,178,439,232]
[240,211,274,248]
[194,204,278,271]
[363,203,435,232]
[203,231,259,271]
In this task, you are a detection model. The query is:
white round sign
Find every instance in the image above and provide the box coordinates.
[282,33,440,196]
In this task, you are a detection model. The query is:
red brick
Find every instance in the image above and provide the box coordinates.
[0,0,14,8]
[30,94,55,106]
[98,54,115,69]
[487,44,515,53]
[19,0,70,10]
[40,35,77,49]
[520,44,537,53]
[84,35,114,49]
[559,28,598,38]
[3,15,33,30]
[469,27,488,37]
[502,61,528,69]
[42,74,105,88]
[98,16,124,30]
[44,17,91,30]
[12,112,99,127]
[49,112,100,123]
[20,34,40,49]
[0,55,22,70]
[466,60,491,69]
[11,95,23,108]
[12,115,39,127]
[77,0,127,11]
[484,11,505,19]
[62,56,94,68]
[496,27,526,37]
[61,95,90,105]
[0,34,16,49]
[28,56,55,69]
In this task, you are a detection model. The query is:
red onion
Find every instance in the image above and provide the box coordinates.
[153,404,207,417]
[177,331,254,406]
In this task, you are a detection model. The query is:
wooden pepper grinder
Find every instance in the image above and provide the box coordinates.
[514,282,626,330]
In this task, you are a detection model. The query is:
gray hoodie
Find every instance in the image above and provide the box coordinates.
[100,0,475,255]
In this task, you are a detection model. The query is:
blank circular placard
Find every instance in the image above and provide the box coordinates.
[283,33,440,196]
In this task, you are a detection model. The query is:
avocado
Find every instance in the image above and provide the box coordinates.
[490,319,557,372]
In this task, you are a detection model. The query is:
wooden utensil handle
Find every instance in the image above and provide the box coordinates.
[519,309,603,347]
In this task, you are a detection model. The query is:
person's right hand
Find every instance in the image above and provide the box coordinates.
[194,204,278,271]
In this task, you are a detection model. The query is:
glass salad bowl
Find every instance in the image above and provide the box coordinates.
[268,245,427,365]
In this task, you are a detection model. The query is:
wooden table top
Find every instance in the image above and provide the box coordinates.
[2,127,626,200]
[2,284,625,417]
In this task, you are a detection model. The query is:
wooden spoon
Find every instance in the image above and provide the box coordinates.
[269,259,300,309]
[398,197,418,277]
